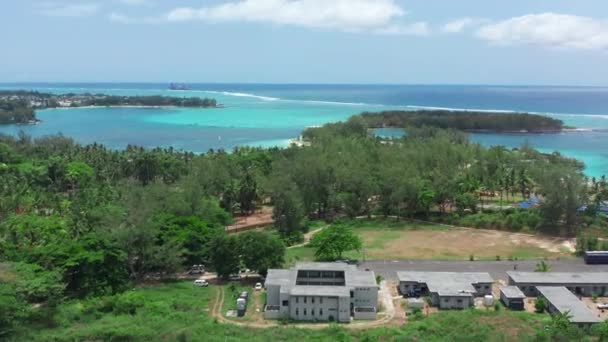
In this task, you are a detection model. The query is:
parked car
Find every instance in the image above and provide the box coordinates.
[194,279,209,287]
[254,283,263,291]
[239,291,249,300]
[189,264,206,275]
[597,303,608,309]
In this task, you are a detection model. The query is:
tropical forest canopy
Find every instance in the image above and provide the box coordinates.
[356,110,565,132]
[1,110,606,339]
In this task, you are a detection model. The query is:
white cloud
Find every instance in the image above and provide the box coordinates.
[163,0,408,33]
[476,13,608,50]
[442,17,487,34]
[39,3,100,17]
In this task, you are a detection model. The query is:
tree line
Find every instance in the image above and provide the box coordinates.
[357,110,565,132]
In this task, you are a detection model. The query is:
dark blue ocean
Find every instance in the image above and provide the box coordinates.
[0,83,606,177]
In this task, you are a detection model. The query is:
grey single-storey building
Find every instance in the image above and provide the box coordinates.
[397,272,494,309]
[507,272,608,297]
[537,286,601,327]
[264,262,378,322]
[500,286,526,310]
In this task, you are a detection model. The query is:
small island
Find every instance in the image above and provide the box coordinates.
[358,110,565,133]
[0,90,219,125]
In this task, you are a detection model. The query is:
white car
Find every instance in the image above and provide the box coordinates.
[254,283,263,291]
[597,303,608,309]
[194,279,209,287]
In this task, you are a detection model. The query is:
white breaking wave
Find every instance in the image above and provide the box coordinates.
[550,113,608,120]
[282,99,373,106]
[202,90,279,101]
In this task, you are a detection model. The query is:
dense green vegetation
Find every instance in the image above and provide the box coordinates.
[6,280,608,341]
[357,110,565,132]
[0,90,217,113]
[79,94,217,107]
[0,109,606,340]
[0,99,36,124]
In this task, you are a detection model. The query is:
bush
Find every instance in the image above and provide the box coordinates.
[113,291,144,315]
[535,298,547,313]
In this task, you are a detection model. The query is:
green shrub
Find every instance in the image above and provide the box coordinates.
[113,291,144,315]
[535,298,547,313]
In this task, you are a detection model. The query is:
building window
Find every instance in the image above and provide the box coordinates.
[311,309,315,316]
[304,297,307,304]
[350,291,354,298]
[282,300,288,306]
[457,299,463,304]
[320,308,323,316]
[312,297,315,304]
[484,285,490,289]
[304,308,307,316]
[444,299,449,303]
[296,308,299,316]
[296,297,299,304]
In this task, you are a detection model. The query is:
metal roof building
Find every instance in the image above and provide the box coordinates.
[397,272,494,309]
[507,271,608,297]
[264,263,378,322]
[537,286,601,326]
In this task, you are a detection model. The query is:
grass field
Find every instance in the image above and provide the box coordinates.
[286,219,574,264]
[11,280,557,342]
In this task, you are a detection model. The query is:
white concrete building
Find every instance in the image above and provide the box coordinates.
[264,262,378,322]
[397,272,494,309]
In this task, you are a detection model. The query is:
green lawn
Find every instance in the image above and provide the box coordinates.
[9,280,560,341]
[286,219,572,263]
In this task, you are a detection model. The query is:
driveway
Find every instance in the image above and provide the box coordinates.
[360,259,608,281]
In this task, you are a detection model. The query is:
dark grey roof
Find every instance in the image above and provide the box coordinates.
[397,272,494,296]
[537,286,600,324]
[500,286,526,299]
[508,272,608,284]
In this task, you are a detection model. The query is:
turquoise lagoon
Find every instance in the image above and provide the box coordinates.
[0,83,606,177]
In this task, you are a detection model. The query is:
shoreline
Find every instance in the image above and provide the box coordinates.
[37,104,221,110]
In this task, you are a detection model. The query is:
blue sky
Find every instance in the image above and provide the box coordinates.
[2,0,608,85]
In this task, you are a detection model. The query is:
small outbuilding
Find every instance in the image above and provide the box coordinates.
[500,286,526,310]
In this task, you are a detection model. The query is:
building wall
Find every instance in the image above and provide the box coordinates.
[473,282,493,296]
[288,295,342,322]
[436,295,474,309]
[500,292,525,310]
[508,280,608,297]
[266,284,281,306]
[353,286,378,309]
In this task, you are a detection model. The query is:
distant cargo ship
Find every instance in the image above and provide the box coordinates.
[169,83,192,90]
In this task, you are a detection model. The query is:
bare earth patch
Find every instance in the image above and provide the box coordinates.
[360,225,575,260]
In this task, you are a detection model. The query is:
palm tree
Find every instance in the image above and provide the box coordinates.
[518,168,533,199]
[535,260,551,272]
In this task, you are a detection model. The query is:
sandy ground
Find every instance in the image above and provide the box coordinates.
[226,207,274,233]
[362,226,574,260]
[582,297,608,321]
